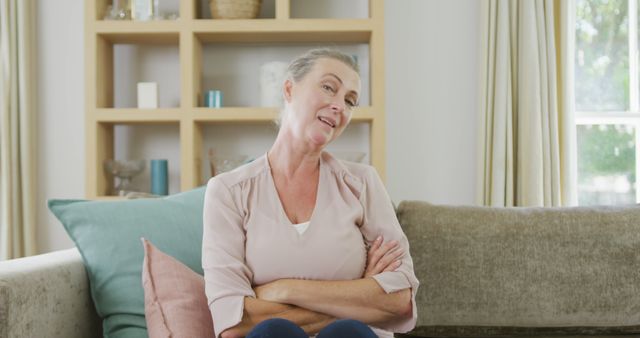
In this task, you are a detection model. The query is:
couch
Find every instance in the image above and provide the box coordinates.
[2,200,640,338]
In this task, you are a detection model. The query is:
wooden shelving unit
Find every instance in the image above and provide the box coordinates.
[85,0,385,199]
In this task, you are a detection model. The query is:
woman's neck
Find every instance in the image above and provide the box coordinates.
[268,130,321,180]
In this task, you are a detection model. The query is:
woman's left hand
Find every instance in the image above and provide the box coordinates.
[364,236,404,278]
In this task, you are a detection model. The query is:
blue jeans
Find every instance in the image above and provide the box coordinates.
[246,318,377,338]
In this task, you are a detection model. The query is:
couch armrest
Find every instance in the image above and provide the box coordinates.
[0,248,101,338]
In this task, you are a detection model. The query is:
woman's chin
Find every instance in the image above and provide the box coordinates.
[309,132,332,149]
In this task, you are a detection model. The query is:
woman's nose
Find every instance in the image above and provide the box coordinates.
[329,101,344,114]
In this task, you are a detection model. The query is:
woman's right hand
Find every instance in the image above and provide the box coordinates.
[363,236,404,278]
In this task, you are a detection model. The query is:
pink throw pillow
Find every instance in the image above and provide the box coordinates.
[141,238,215,338]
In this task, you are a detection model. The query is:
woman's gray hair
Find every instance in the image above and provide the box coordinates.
[276,48,360,127]
[286,48,360,82]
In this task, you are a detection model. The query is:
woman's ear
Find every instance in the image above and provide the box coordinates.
[283,79,293,103]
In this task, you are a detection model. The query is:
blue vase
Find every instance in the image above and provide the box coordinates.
[150,159,168,195]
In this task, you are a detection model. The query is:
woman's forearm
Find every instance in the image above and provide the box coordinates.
[220,297,335,338]
[256,278,412,325]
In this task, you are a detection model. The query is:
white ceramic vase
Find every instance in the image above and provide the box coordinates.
[259,61,288,108]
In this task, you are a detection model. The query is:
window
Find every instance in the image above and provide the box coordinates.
[576,0,639,205]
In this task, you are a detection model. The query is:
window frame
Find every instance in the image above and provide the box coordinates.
[575,0,640,204]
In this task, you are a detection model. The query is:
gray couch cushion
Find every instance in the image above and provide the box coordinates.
[397,325,640,337]
[396,201,640,335]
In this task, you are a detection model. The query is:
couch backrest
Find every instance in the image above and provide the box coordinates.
[397,201,640,329]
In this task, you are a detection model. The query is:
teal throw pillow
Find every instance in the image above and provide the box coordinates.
[48,187,206,338]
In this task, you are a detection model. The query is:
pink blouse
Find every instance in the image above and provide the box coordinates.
[202,152,419,338]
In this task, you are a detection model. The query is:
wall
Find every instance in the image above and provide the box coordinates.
[36,0,85,252]
[385,0,480,205]
[35,0,480,253]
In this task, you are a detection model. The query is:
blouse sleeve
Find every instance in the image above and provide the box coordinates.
[202,177,255,338]
[358,166,420,333]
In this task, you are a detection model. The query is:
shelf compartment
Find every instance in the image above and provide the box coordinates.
[87,122,182,198]
[198,122,277,184]
[116,123,181,196]
[290,0,369,19]
[192,19,372,43]
[324,121,371,164]
[93,37,181,109]
[197,120,371,184]
[196,0,276,19]
[195,43,370,107]
[93,0,181,21]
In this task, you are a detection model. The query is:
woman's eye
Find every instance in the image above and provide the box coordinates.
[322,84,335,92]
[346,98,358,108]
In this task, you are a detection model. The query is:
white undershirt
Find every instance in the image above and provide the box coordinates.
[291,221,310,235]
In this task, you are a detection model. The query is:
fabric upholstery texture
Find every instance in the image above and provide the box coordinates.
[0,248,100,338]
[397,201,640,334]
[397,325,640,337]
[142,238,215,338]
[48,187,206,338]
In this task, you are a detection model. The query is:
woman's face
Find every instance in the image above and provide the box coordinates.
[283,58,361,150]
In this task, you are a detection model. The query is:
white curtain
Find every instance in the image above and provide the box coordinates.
[0,0,37,259]
[477,0,577,207]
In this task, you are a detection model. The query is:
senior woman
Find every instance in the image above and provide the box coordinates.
[203,48,419,338]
